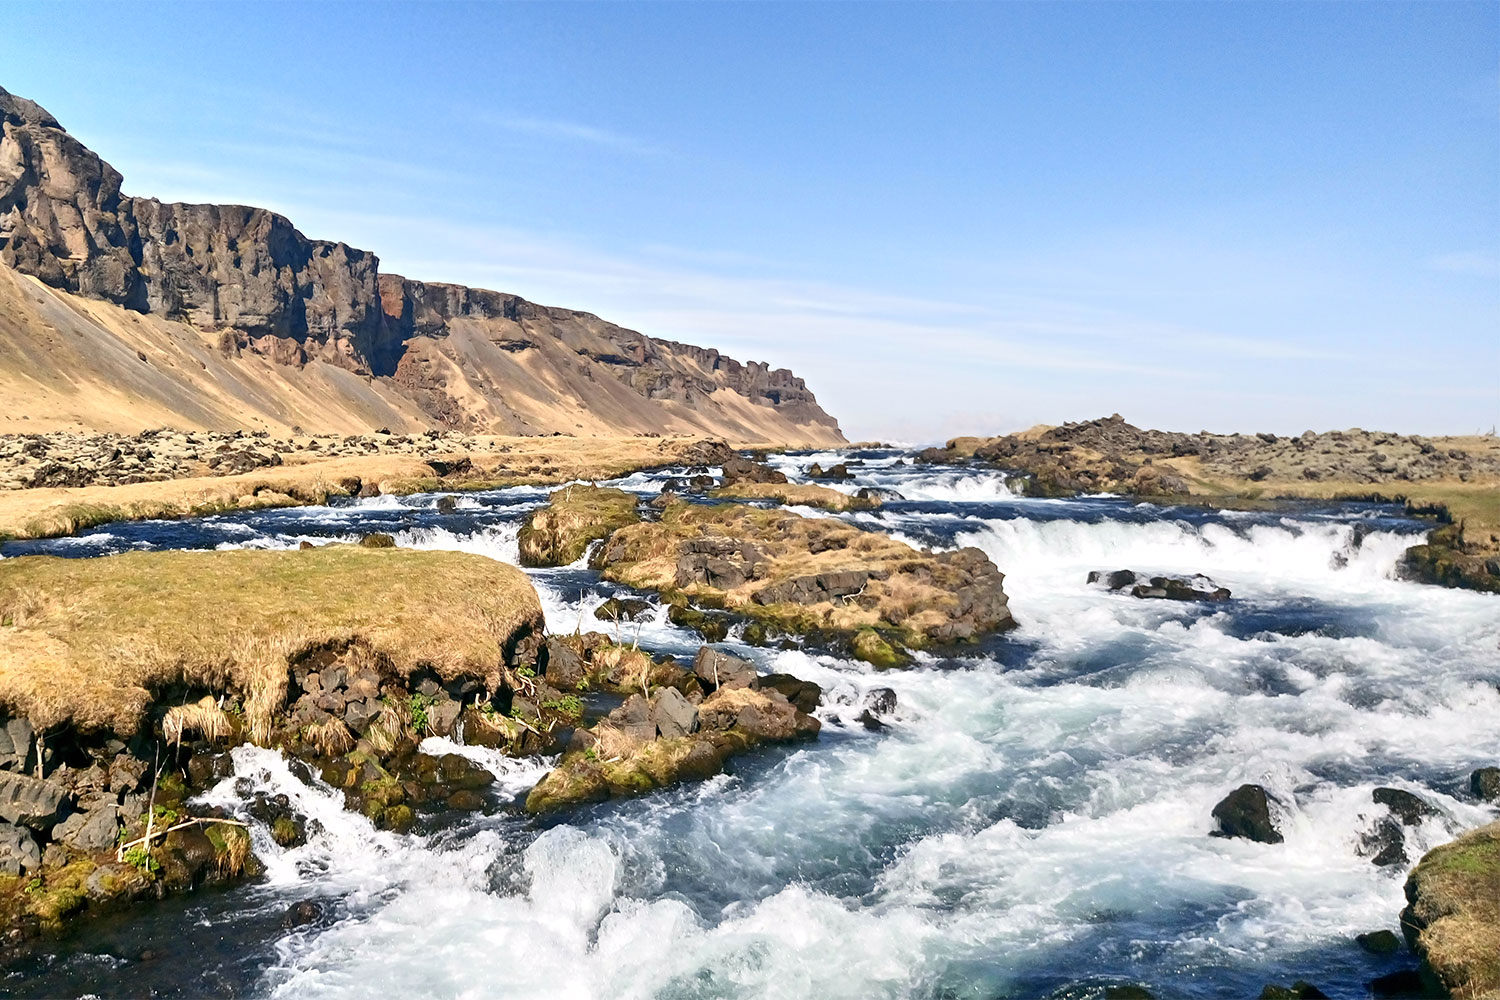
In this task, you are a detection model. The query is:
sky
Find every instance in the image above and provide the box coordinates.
[4,2,1497,442]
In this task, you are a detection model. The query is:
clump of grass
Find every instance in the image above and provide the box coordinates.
[0,546,545,739]
[19,503,125,540]
[305,717,355,756]
[161,696,231,745]
[711,482,879,512]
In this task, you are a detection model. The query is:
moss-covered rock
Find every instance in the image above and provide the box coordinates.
[850,628,909,669]
[517,485,640,567]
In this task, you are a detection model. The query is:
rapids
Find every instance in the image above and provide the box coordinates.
[2,451,1496,999]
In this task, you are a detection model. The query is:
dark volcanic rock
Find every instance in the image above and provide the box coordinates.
[1356,929,1403,954]
[1372,787,1437,826]
[1210,784,1283,844]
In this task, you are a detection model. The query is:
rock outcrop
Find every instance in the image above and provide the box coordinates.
[0,85,844,445]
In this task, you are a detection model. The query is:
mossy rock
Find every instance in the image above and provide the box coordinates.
[524,761,611,814]
[851,628,909,669]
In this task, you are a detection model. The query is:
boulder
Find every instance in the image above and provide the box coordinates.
[1257,983,1329,999]
[693,647,758,692]
[358,532,396,548]
[0,772,71,830]
[698,687,820,741]
[282,900,324,928]
[159,825,218,890]
[758,673,822,714]
[1209,784,1283,844]
[0,822,41,875]
[1087,569,1139,590]
[607,695,656,744]
[1090,569,1230,601]
[650,687,699,739]
[594,597,654,623]
[1373,787,1437,826]
[52,805,120,852]
[544,638,588,689]
[720,455,787,485]
[1366,970,1425,997]
[863,687,898,716]
[1355,929,1403,954]
[1469,766,1500,802]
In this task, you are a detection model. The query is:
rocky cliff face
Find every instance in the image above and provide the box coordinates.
[0,85,843,444]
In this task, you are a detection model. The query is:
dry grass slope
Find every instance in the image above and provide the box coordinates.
[0,546,543,740]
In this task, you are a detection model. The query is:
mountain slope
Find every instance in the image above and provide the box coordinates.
[0,86,843,444]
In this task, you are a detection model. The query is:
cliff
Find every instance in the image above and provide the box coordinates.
[0,86,844,444]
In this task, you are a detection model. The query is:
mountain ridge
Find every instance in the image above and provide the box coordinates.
[0,85,843,443]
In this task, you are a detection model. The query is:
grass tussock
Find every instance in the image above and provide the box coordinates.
[0,545,544,739]
[161,696,231,745]
[304,717,355,756]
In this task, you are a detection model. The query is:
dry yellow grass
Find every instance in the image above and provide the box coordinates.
[710,482,879,512]
[0,546,543,739]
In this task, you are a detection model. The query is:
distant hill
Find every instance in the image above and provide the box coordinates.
[0,86,844,444]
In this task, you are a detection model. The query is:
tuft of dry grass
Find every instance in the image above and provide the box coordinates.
[0,546,544,740]
[517,485,640,567]
[305,717,355,757]
[161,696,230,746]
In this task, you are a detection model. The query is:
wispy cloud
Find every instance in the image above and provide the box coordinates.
[483,114,667,158]
[1428,251,1500,278]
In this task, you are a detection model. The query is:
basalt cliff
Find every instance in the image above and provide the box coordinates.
[0,86,844,445]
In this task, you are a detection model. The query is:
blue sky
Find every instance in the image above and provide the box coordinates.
[5,2,1496,441]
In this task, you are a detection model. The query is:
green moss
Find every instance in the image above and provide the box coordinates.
[271,816,300,847]
[851,628,909,669]
[29,886,85,927]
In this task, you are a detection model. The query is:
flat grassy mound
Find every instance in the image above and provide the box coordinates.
[0,546,543,739]
[517,484,641,567]
[710,481,879,512]
[1402,820,1500,1000]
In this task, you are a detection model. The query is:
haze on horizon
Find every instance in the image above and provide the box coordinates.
[5,1,1497,443]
